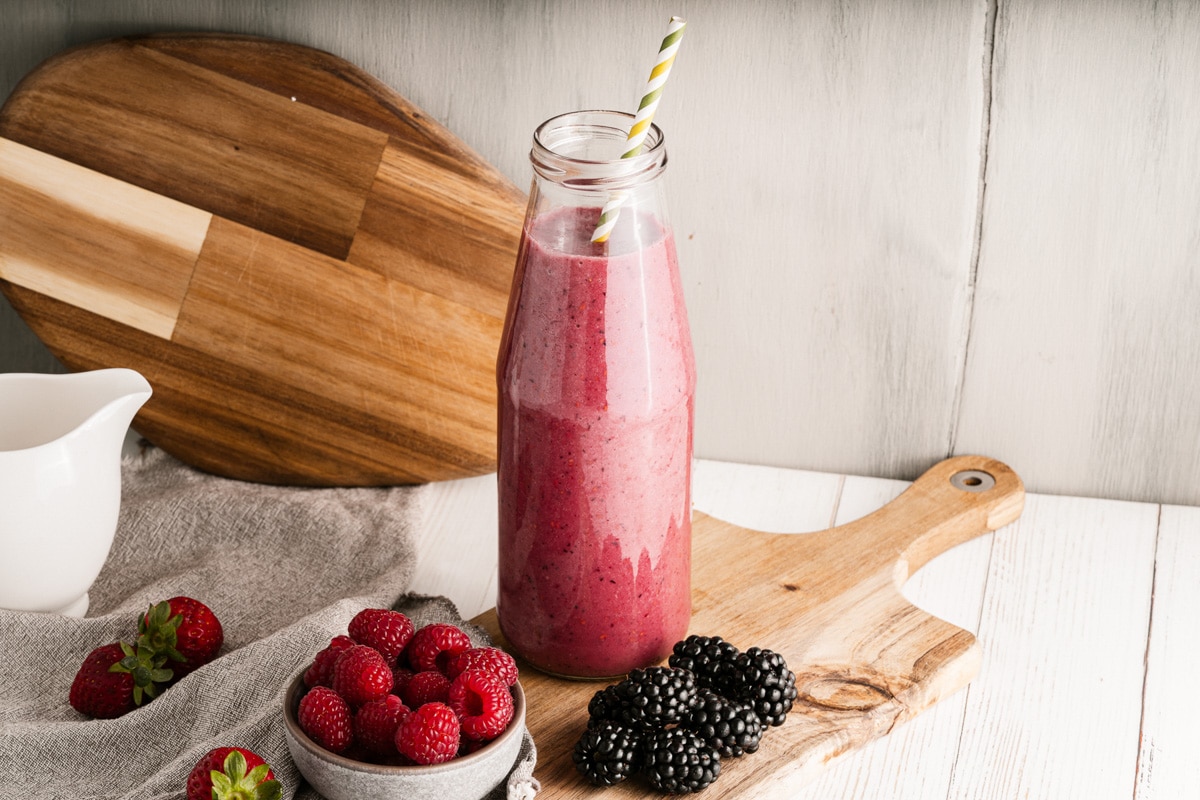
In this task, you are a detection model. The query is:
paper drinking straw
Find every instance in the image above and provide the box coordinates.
[591,16,687,243]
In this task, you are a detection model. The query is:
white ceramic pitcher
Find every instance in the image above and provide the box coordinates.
[0,368,151,616]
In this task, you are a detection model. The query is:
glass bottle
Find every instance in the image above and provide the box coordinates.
[496,110,696,678]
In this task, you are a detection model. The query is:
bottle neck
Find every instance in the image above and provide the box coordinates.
[530,110,668,195]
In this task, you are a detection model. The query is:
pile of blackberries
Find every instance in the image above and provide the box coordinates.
[572,635,798,794]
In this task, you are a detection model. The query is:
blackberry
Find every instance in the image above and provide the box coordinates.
[730,647,798,726]
[586,684,623,728]
[612,666,699,727]
[683,689,764,758]
[573,720,643,786]
[669,635,740,695]
[641,727,721,794]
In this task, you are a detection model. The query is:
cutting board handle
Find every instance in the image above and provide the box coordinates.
[823,454,1024,587]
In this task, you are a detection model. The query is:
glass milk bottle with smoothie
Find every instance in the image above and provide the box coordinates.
[496,108,695,679]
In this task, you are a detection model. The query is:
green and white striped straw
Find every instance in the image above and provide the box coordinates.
[591,16,687,243]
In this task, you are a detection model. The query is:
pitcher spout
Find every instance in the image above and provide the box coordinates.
[83,368,154,448]
[0,368,151,454]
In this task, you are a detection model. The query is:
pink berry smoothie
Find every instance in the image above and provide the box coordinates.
[496,205,696,678]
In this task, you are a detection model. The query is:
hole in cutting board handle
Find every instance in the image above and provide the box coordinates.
[950,469,995,492]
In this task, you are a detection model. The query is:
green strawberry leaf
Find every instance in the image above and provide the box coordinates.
[224,750,248,782]
[211,770,234,793]
[138,600,193,665]
[106,638,172,705]
[208,751,281,800]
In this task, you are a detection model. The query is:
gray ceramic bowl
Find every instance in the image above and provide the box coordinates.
[282,673,526,800]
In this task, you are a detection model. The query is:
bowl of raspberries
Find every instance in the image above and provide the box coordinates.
[282,608,525,800]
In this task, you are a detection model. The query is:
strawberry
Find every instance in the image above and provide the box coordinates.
[186,747,280,800]
[140,596,224,680]
[332,645,393,708]
[304,635,356,688]
[405,623,471,674]
[70,643,133,719]
[68,641,172,718]
[298,686,354,753]
[348,608,414,667]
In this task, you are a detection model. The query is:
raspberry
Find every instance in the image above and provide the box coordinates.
[446,646,519,687]
[406,624,471,674]
[354,694,411,757]
[348,608,415,667]
[332,645,394,707]
[298,686,354,753]
[403,670,451,707]
[458,738,487,757]
[448,669,514,742]
[304,635,355,688]
[395,702,461,765]
[391,666,415,698]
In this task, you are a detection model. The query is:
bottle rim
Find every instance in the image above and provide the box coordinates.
[530,110,667,190]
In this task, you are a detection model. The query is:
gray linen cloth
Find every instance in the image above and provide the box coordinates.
[0,447,537,800]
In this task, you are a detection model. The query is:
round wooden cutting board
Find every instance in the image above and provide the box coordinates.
[0,33,526,486]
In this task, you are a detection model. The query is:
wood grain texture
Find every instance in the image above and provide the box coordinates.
[411,472,500,621]
[946,493,1158,798]
[0,138,208,339]
[1135,506,1200,799]
[347,139,519,316]
[677,0,991,483]
[954,0,1200,504]
[4,2,1200,503]
[797,476,994,800]
[0,33,526,485]
[2,37,388,259]
[473,455,1024,798]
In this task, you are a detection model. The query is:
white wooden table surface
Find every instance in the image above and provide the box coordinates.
[410,459,1199,799]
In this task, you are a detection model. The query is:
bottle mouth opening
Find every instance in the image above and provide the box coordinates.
[531,110,667,189]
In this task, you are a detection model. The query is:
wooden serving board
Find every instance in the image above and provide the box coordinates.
[474,455,1025,798]
[0,34,526,485]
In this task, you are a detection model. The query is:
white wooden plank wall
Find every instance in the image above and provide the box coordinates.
[954,0,1200,505]
[2,0,1199,505]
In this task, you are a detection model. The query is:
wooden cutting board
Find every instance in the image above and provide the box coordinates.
[474,455,1025,798]
[0,33,526,485]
